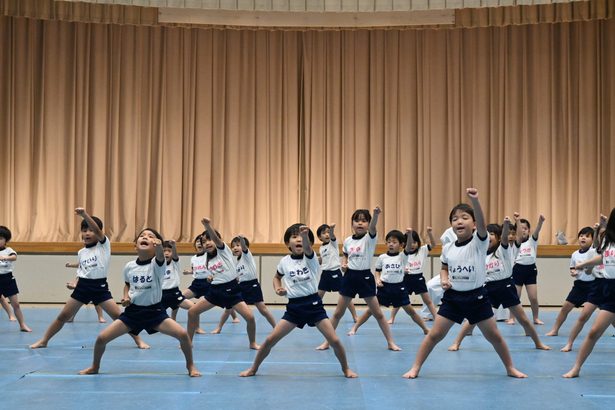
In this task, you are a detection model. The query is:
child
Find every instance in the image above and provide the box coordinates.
[1,295,16,321]
[348,229,429,335]
[316,207,400,351]
[161,240,196,320]
[510,214,546,325]
[65,263,106,323]
[212,235,276,333]
[563,208,615,378]
[239,224,357,378]
[30,208,148,349]
[389,227,438,324]
[546,227,596,337]
[402,188,526,379]
[316,223,358,322]
[79,228,200,377]
[0,225,31,332]
[447,218,550,351]
[186,218,258,349]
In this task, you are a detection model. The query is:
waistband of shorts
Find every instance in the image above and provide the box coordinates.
[210,279,238,288]
[322,268,342,274]
[162,287,180,294]
[126,302,164,310]
[287,293,320,304]
[346,268,372,274]
[485,277,513,287]
[445,287,485,297]
[76,277,108,284]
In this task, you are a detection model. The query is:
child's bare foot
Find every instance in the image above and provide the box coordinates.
[560,344,573,352]
[29,340,48,349]
[533,319,544,325]
[387,343,402,351]
[536,343,551,350]
[98,317,107,323]
[402,367,420,379]
[9,316,16,321]
[232,318,241,324]
[249,343,260,350]
[448,343,460,351]
[506,367,528,378]
[239,368,257,377]
[344,368,358,378]
[347,328,357,336]
[316,341,330,350]
[79,367,99,375]
[210,327,221,334]
[195,327,206,334]
[545,330,557,336]
[562,368,580,378]
[387,318,394,324]
[422,328,429,335]
[188,365,202,377]
[20,325,32,332]
[136,341,150,349]
[422,317,433,322]
[506,318,515,325]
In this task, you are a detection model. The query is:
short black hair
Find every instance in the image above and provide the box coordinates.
[0,226,12,242]
[577,226,594,238]
[193,234,202,246]
[351,209,372,223]
[80,216,103,231]
[519,218,531,230]
[449,203,475,223]
[231,236,250,248]
[385,230,406,244]
[202,229,222,241]
[135,228,163,243]
[162,240,174,249]
[316,224,330,238]
[409,230,421,248]
[487,223,502,239]
[284,223,315,245]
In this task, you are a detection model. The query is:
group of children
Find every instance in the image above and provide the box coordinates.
[2,196,614,379]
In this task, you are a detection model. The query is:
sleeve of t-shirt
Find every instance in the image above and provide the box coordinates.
[375,255,383,271]
[101,236,111,256]
[305,252,320,275]
[276,259,285,277]
[123,263,131,284]
[440,245,449,265]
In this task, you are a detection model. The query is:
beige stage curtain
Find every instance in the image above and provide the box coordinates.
[0,13,614,243]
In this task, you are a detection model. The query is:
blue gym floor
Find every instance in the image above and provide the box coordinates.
[1,306,613,410]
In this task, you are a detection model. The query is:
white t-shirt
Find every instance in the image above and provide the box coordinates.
[344,233,377,270]
[76,237,111,280]
[162,259,181,289]
[277,253,320,299]
[0,246,17,274]
[440,227,457,246]
[376,252,409,284]
[124,257,166,306]
[405,245,431,275]
[601,243,615,280]
[236,249,258,283]
[206,244,238,285]
[485,244,515,282]
[515,237,538,265]
[586,247,606,278]
[319,239,341,271]
[569,248,596,282]
[441,231,489,291]
[190,252,211,280]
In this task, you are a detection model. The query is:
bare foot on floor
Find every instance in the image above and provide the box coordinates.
[79,367,99,375]
[249,343,260,350]
[448,344,460,351]
[188,366,202,377]
[29,340,47,349]
[562,368,580,378]
[535,343,551,350]
[387,318,394,324]
[506,319,515,325]
[195,328,206,334]
[545,330,557,336]
[344,369,358,378]
[136,341,150,349]
[316,342,330,350]
[232,318,241,324]
[402,367,420,379]
[20,326,32,332]
[388,343,402,351]
[347,328,357,336]
[507,368,528,378]
[534,319,544,325]
[560,344,573,352]
[210,328,221,334]
[239,368,257,377]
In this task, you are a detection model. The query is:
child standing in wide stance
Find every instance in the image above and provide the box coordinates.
[403,189,526,379]
[240,224,357,378]
[0,225,31,332]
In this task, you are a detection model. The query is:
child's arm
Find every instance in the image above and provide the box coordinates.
[340,254,348,272]
[329,223,337,242]
[426,226,436,249]
[501,217,511,247]
[202,217,224,248]
[375,269,383,287]
[466,188,486,238]
[405,228,414,253]
[273,273,287,296]
[170,240,179,261]
[154,239,165,265]
[238,235,249,253]
[75,207,105,242]
[576,254,603,270]
[593,214,607,249]
[0,254,16,262]
[300,225,314,257]
[121,282,131,307]
[440,265,451,290]
[369,206,381,237]
[532,214,546,241]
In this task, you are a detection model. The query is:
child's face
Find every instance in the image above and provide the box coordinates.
[578,233,592,249]
[136,230,159,253]
[163,247,173,262]
[0,237,6,248]
[518,223,530,240]
[410,239,418,251]
[386,237,403,253]
[80,227,98,246]
[194,239,203,252]
[450,210,475,240]
[286,234,304,256]
[319,228,330,243]
[488,232,500,248]
[231,241,242,257]
[203,237,216,254]
[352,216,369,235]
[508,230,516,243]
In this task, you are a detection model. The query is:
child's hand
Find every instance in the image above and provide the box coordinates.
[426,226,432,233]
[503,216,511,225]
[538,214,546,223]
[513,211,520,220]
[299,225,310,235]
[441,278,452,290]
[153,238,162,247]
[570,269,578,277]
[121,297,131,307]
[600,214,607,226]
[74,207,86,216]
[341,261,348,273]
[275,287,287,296]
[373,206,381,215]
[66,281,77,290]
[329,223,336,230]
[466,188,478,198]
[376,279,384,287]
[207,276,213,283]
[168,239,176,247]
[201,217,211,226]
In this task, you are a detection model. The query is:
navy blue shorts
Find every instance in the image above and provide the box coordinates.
[0,273,19,297]
[438,287,494,325]
[485,278,520,309]
[188,278,211,298]
[205,280,243,309]
[596,279,615,314]
[340,269,376,298]
[376,282,410,308]
[565,280,593,308]
[239,279,264,305]
[161,287,186,310]
[403,274,428,295]
[587,278,605,306]
[512,263,538,286]
[119,303,169,335]
[70,278,113,305]
[282,293,328,329]
[318,269,343,292]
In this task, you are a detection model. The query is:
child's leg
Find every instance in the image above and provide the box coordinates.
[388,307,400,324]
[526,284,542,324]
[562,303,597,352]
[182,290,205,334]
[7,295,31,332]
[475,318,527,378]
[79,320,131,374]
[546,301,575,336]
[30,298,84,348]
[348,310,372,335]
[155,318,201,377]
[348,299,359,322]
[211,308,233,334]
[419,292,438,320]
[403,315,455,378]
[95,305,106,323]
[254,302,277,328]
[240,319,296,377]
[563,310,615,378]
[187,299,216,341]
[232,302,259,349]
[364,296,400,350]
[315,319,357,378]
[448,322,476,351]
[509,304,550,350]
[1,295,16,320]
[401,304,429,334]
[507,285,523,325]
[171,308,179,321]
[316,295,351,350]
[230,308,240,323]
[98,299,150,349]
